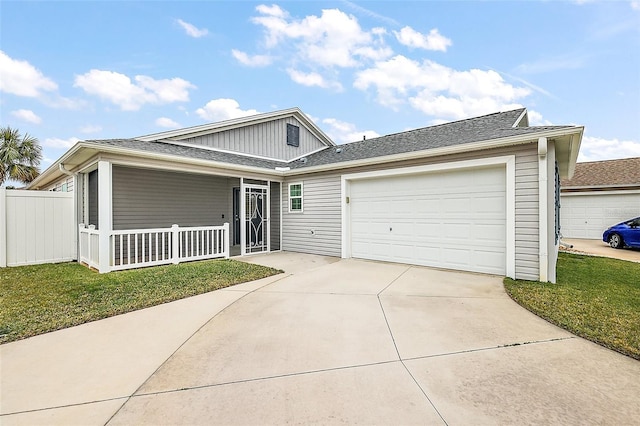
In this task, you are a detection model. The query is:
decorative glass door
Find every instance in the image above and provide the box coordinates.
[243,185,269,254]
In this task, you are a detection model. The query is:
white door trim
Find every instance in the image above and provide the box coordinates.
[341,155,516,279]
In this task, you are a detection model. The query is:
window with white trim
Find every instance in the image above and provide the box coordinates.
[289,182,303,212]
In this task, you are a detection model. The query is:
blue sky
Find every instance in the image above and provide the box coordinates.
[1,0,639,179]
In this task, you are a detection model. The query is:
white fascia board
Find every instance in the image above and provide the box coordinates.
[136,108,301,141]
[94,149,283,180]
[288,145,332,162]
[561,189,640,196]
[513,109,529,127]
[137,107,336,147]
[27,141,88,189]
[151,139,290,163]
[286,127,583,176]
[561,184,640,192]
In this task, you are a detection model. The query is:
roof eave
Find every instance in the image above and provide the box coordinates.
[77,142,284,176]
[286,127,585,176]
[27,142,89,189]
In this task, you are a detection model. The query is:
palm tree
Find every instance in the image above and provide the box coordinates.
[1,126,43,186]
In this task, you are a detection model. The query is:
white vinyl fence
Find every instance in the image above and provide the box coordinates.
[0,188,76,267]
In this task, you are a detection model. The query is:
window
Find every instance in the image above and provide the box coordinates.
[287,124,300,147]
[289,182,303,212]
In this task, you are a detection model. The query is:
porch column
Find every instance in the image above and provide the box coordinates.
[538,137,549,282]
[240,178,245,256]
[73,173,82,262]
[98,160,112,273]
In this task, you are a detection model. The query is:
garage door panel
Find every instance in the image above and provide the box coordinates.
[474,223,505,241]
[560,193,640,239]
[349,166,506,275]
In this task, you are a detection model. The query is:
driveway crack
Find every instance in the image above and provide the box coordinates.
[376,266,449,425]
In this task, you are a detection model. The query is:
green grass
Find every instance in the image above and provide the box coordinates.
[0,260,281,344]
[504,252,640,360]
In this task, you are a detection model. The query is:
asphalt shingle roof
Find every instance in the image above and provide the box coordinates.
[85,138,285,170]
[561,157,640,187]
[288,109,572,169]
[86,109,575,172]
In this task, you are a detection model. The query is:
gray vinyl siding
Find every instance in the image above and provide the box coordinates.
[88,170,98,228]
[282,176,342,257]
[270,181,281,250]
[282,143,540,280]
[112,166,231,230]
[46,176,74,192]
[180,117,327,161]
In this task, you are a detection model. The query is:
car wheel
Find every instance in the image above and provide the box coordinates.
[609,233,624,249]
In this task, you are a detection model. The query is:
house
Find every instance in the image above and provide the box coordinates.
[560,157,640,239]
[28,107,583,283]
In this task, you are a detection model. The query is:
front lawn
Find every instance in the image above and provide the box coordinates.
[0,259,281,344]
[504,252,640,360]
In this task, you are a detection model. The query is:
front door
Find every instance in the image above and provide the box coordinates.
[243,184,269,254]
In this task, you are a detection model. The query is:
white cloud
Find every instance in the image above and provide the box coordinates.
[250,5,392,68]
[286,69,343,91]
[632,1,640,10]
[80,124,102,134]
[42,137,81,149]
[74,70,195,111]
[393,26,452,51]
[528,110,552,126]
[0,50,57,97]
[155,117,180,128]
[196,98,259,122]
[578,136,640,162]
[231,49,273,67]
[176,19,208,38]
[322,118,379,144]
[355,55,530,120]
[11,109,42,124]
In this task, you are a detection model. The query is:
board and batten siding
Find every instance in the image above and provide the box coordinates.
[180,117,327,161]
[282,143,540,280]
[112,166,231,230]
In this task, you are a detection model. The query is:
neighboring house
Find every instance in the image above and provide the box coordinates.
[29,107,583,283]
[560,157,640,239]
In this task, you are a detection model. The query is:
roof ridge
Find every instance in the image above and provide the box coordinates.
[337,108,527,146]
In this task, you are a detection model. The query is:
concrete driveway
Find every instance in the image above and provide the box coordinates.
[562,238,640,263]
[2,252,639,425]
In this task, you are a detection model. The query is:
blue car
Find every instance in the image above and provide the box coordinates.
[602,217,640,249]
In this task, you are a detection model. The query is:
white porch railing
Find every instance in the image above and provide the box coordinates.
[78,225,100,270]
[79,223,229,272]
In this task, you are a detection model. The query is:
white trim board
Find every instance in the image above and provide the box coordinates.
[340,155,516,279]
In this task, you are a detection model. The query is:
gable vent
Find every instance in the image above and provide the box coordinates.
[287,124,300,147]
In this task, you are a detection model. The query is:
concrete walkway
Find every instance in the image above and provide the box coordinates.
[562,238,640,263]
[2,252,639,425]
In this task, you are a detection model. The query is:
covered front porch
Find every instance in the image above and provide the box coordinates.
[77,160,281,273]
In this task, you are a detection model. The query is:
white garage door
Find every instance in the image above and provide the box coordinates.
[560,192,640,239]
[349,166,506,275]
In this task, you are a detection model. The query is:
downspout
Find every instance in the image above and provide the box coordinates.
[538,138,548,282]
